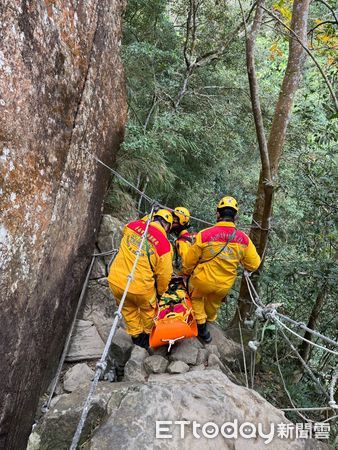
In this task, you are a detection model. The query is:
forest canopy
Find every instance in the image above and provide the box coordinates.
[106,0,337,433]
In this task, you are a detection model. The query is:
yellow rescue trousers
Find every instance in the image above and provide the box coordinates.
[109,283,156,336]
[188,276,226,324]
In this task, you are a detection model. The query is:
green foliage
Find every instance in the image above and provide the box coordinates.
[106,0,337,433]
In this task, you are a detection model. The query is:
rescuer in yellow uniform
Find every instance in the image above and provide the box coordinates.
[171,207,196,272]
[183,197,261,343]
[108,209,173,349]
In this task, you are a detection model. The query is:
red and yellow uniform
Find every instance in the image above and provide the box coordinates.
[175,229,196,271]
[184,221,260,324]
[108,219,173,336]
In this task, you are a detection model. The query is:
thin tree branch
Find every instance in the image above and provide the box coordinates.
[307,20,337,35]
[315,0,338,23]
[239,0,271,181]
[175,2,257,109]
[143,94,159,132]
[261,6,338,111]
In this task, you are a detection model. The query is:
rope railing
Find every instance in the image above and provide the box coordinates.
[244,271,338,416]
[42,256,96,412]
[244,271,338,353]
[69,206,156,450]
[274,328,316,423]
[85,149,259,230]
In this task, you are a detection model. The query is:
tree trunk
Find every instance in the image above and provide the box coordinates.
[298,287,327,362]
[231,0,310,326]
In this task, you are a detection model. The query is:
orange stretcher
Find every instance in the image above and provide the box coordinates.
[149,277,198,349]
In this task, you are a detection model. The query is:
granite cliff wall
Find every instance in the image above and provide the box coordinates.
[0,1,127,448]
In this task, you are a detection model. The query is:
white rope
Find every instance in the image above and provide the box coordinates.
[276,318,338,357]
[277,312,338,349]
[85,149,255,230]
[162,336,185,352]
[70,206,155,450]
[281,407,334,412]
[238,314,249,388]
[277,324,330,401]
[329,366,338,410]
[92,249,118,256]
[323,415,338,422]
[244,272,338,354]
[42,256,96,412]
[85,149,213,226]
[275,328,316,423]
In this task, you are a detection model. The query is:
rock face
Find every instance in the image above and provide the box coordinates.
[28,371,331,450]
[0,2,127,449]
[66,320,105,361]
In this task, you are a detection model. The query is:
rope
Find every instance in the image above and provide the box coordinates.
[70,206,155,450]
[274,328,316,423]
[275,318,338,356]
[329,366,338,410]
[85,148,254,230]
[42,256,96,412]
[323,415,338,423]
[92,249,118,256]
[281,407,335,412]
[244,272,338,354]
[277,324,330,401]
[250,350,256,389]
[237,308,249,388]
[276,312,338,349]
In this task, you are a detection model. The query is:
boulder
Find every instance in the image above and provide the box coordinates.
[207,354,240,384]
[97,215,124,266]
[123,346,148,382]
[148,346,169,358]
[144,356,169,374]
[167,361,190,374]
[66,320,105,362]
[63,363,94,392]
[91,257,107,280]
[28,372,331,450]
[82,282,117,341]
[49,394,70,410]
[27,382,116,450]
[208,323,245,369]
[205,344,221,359]
[196,348,208,365]
[90,371,330,449]
[169,340,199,365]
[189,364,205,371]
[108,328,133,368]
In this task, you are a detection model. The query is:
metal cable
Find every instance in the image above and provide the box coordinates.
[276,318,338,356]
[43,256,96,412]
[281,407,334,412]
[277,324,330,401]
[69,206,155,449]
[237,310,249,388]
[85,148,255,229]
[276,312,338,349]
[244,272,338,353]
[275,328,316,423]
[85,149,214,226]
[329,366,338,410]
[92,249,118,256]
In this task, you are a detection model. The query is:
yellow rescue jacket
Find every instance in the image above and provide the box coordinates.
[183,221,260,294]
[175,229,196,270]
[108,219,173,296]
